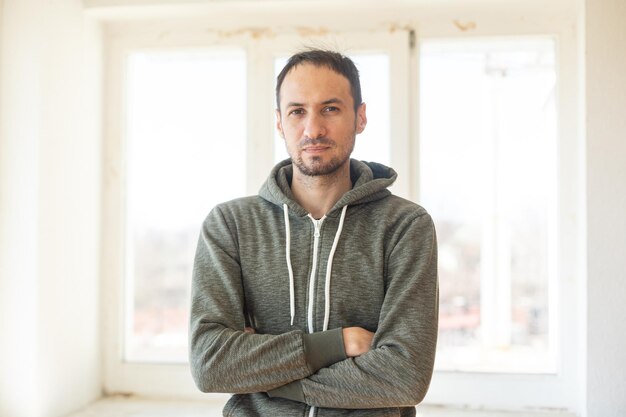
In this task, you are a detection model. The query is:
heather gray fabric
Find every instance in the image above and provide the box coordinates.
[189,159,438,417]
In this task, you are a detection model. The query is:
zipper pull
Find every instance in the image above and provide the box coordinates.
[308,214,325,237]
[313,220,321,237]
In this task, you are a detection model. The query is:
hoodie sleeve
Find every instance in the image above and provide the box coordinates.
[267,212,439,408]
[189,206,346,394]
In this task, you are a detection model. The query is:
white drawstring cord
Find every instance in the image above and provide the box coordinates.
[283,204,296,325]
[322,205,348,331]
[283,203,348,330]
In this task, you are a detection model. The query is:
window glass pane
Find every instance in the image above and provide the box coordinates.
[274,54,390,165]
[125,49,246,362]
[420,39,557,373]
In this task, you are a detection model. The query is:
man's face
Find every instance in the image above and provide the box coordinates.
[276,63,367,177]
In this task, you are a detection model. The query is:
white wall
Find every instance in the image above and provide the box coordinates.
[0,0,41,414]
[0,1,103,416]
[584,0,626,416]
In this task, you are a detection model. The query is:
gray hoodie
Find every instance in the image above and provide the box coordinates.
[190,159,438,417]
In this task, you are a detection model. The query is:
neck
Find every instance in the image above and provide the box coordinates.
[291,162,352,219]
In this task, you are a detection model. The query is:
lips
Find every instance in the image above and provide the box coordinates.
[303,146,330,152]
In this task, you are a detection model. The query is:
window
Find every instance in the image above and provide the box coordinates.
[124,49,247,363]
[420,38,557,374]
[418,32,581,412]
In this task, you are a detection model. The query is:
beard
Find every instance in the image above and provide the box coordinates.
[290,137,355,177]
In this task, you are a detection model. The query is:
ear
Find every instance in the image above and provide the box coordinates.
[275,109,285,139]
[356,103,367,134]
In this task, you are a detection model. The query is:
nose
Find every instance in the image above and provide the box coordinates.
[303,113,326,139]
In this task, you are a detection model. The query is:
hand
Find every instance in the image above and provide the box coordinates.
[244,327,256,334]
[342,327,374,357]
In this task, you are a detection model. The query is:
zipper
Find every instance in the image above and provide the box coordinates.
[307,215,325,417]
[307,215,325,334]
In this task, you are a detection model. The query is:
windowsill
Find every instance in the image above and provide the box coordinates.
[66,395,578,417]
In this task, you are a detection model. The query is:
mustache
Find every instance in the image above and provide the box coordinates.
[300,137,335,147]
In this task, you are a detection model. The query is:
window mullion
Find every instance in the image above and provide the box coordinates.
[246,38,275,195]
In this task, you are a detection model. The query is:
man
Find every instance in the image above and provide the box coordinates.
[190,49,438,416]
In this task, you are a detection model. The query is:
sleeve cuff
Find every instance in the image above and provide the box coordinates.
[302,327,347,373]
[267,380,305,402]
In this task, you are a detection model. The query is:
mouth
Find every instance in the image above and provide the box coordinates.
[302,146,330,154]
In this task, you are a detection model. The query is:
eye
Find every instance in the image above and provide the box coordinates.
[288,108,305,116]
[323,106,339,113]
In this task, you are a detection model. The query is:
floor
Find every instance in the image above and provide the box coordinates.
[65,395,577,417]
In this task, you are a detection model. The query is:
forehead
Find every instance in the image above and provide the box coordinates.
[280,63,353,106]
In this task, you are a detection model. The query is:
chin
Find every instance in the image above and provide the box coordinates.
[295,156,348,177]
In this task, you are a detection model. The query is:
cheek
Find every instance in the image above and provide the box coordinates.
[282,122,303,140]
[283,133,300,152]
[336,123,355,139]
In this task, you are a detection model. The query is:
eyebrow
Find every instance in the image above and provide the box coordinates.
[322,98,344,105]
[285,98,345,108]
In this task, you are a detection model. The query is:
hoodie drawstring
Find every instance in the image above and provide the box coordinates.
[283,204,296,325]
[322,205,348,331]
[282,203,348,331]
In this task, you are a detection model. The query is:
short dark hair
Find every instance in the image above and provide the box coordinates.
[276,49,362,112]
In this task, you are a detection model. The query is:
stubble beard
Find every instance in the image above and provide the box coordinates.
[291,138,355,177]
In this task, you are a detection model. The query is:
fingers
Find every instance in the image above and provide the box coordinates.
[244,327,256,334]
[342,327,374,357]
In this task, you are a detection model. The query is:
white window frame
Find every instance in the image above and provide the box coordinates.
[100,2,583,413]
[414,12,583,414]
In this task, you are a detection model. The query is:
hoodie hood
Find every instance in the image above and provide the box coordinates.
[259,158,398,217]
[258,158,398,329]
